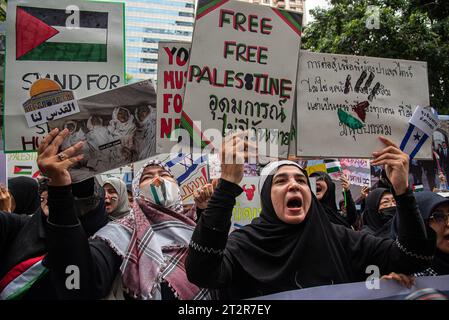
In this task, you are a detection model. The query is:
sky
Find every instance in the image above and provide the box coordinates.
[305,0,331,24]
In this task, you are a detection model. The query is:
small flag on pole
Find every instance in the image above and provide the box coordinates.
[400,106,439,160]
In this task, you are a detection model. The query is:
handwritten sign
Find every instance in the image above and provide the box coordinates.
[180,0,303,158]
[134,153,210,205]
[156,41,191,154]
[4,0,125,151]
[231,176,261,232]
[296,51,432,159]
[410,106,439,137]
[25,98,80,127]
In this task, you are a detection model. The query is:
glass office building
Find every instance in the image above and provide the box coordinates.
[125,0,195,82]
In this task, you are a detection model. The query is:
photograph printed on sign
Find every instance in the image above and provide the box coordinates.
[4,0,125,152]
[49,80,156,183]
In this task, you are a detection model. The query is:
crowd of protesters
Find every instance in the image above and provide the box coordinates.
[0,129,447,300]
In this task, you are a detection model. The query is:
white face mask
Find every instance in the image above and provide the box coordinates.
[139,176,180,210]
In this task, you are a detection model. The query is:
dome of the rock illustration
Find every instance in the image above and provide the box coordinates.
[29,79,62,98]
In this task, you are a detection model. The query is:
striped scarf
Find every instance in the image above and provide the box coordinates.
[94,199,209,300]
[93,160,210,300]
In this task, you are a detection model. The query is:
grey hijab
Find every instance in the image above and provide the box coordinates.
[103,177,130,220]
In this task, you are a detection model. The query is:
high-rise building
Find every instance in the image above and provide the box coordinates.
[239,0,305,13]
[125,0,195,82]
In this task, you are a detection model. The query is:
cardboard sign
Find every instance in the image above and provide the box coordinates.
[4,0,125,152]
[180,0,303,158]
[296,51,432,159]
[231,176,261,232]
[6,152,40,179]
[156,41,191,154]
[49,80,156,183]
[134,153,210,205]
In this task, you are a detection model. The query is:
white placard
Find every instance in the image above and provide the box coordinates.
[296,51,432,159]
[409,105,439,137]
[25,99,80,127]
[156,41,191,154]
[4,0,125,151]
[180,0,303,158]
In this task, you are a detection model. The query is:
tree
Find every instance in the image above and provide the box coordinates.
[302,0,449,114]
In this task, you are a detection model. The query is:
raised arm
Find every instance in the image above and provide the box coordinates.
[347,137,434,277]
[39,128,121,299]
[186,132,255,289]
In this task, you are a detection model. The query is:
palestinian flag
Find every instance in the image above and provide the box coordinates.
[16,6,108,62]
[413,184,424,192]
[13,166,32,175]
[180,111,214,150]
[325,160,342,174]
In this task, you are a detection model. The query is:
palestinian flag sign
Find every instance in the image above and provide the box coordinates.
[13,165,32,175]
[16,6,108,62]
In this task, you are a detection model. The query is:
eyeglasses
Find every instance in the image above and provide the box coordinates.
[429,212,449,225]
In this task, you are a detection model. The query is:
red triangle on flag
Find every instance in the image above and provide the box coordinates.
[16,7,59,59]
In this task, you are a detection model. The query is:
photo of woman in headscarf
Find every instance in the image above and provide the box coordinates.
[85,115,111,173]
[133,105,156,162]
[61,120,85,151]
[108,107,136,164]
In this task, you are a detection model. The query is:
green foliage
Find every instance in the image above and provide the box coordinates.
[302,0,449,114]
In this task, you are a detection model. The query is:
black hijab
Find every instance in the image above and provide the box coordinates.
[8,177,40,215]
[225,162,353,298]
[392,191,449,275]
[362,188,396,238]
[309,171,351,228]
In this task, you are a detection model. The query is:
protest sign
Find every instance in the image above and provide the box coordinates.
[400,105,439,160]
[231,176,261,232]
[135,153,210,204]
[164,153,210,204]
[0,153,7,185]
[156,41,191,154]
[49,80,156,183]
[180,0,302,158]
[254,275,449,300]
[6,152,40,179]
[296,51,432,159]
[23,79,80,127]
[4,0,125,152]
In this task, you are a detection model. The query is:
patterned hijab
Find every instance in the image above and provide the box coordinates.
[94,159,209,300]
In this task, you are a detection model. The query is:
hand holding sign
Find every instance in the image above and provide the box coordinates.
[37,128,85,186]
[371,136,409,195]
[220,131,257,185]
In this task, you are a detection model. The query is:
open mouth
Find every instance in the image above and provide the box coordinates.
[444,234,449,241]
[316,185,323,193]
[287,197,303,209]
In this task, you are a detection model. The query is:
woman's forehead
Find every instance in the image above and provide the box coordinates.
[143,165,170,175]
[274,165,304,176]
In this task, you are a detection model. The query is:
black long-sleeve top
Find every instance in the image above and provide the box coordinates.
[342,189,357,227]
[185,179,435,299]
[0,178,107,300]
[45,186,183,300]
